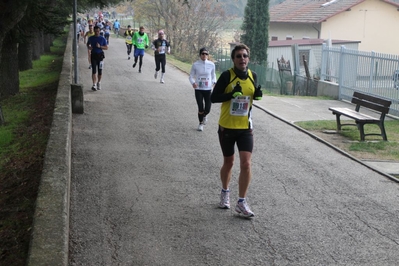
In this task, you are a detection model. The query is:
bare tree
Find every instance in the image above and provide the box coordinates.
[138,0,230,62]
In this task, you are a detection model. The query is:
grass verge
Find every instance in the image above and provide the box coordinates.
[167,54,224,78]
[295,120,399,161]
[0,34,66,265]
[167,54,195,74]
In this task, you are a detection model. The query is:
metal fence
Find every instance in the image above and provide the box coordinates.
[320,44,399,116]
[211,48,292,95]
[211,47,322,96]
[210,45,399,115]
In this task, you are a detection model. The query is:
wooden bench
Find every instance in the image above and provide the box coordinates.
[328,92,392,141]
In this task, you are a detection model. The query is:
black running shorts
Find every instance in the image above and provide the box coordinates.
[217,126,253,157]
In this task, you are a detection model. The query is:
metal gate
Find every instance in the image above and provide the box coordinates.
[321,44,399,117]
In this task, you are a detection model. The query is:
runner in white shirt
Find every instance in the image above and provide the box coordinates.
[188,47,216,131]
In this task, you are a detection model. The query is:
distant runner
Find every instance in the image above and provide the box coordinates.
[87,26,108,91]
[124,25,134,60]
[151,30,171,83]
[132,26,149,73]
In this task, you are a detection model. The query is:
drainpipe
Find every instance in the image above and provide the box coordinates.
[312,24,320,39]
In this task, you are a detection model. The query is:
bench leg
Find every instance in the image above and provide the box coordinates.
[358,123,366,141]
[334,114,342,131]
[358,122,388,141]
[379,123,388,141]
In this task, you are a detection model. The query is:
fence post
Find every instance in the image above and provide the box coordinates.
[338,45,346,99]
[321,43,327,81]
[369,51,376,94]
[292,44,300,76]
[292,44,300,94]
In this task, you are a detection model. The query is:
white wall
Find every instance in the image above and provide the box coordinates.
[269,22,320,41]
[321,0,399,55]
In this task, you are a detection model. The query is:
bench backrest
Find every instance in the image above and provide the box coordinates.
[351,92,391,115]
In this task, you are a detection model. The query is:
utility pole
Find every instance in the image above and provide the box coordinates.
[73,0,78,83]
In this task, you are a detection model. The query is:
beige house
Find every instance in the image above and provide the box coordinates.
[269,0,399,55]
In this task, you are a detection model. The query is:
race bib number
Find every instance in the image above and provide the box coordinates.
[198,77,209,88]
[126,36,132,41]
[138,37,143,44]
[230,96,250,116]
[159,46,166,54]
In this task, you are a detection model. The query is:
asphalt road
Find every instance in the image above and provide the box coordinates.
[69,35,399,265]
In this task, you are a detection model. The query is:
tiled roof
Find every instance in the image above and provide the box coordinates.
[270,0,399,23]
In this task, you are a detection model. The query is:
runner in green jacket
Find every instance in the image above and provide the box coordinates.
[132,26,149,73]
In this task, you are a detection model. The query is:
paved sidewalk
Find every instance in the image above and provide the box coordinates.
[254,96,399,177]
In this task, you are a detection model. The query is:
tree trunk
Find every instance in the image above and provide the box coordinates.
[18,37,33,71]
[0,31,19,98]
[39,31,45,54]
[0,2,28,68]
[32,29,43,60]
[43,33,52,53]
[0,105,5,125]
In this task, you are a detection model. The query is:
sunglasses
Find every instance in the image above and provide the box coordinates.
[201,53,209,55]
[235,54,249,59]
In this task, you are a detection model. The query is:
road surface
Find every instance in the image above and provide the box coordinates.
[69,35,399,265]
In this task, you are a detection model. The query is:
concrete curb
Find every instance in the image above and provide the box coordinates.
[27,25,73,265]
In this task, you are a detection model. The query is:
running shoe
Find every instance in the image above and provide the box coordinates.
[160,78,164,83]
[97,82,101,90]
[128,56,130,60]
[235,200,254,217]
[89,65,92,69]
[154,71,158,79]
[219,190,230,209]
[203,116,208,125]
[133,62,137,68]
[91,85,97,91]
[197,124,204,131]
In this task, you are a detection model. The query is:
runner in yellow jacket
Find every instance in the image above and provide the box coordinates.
[124,25,134,60]
[210,43,262,218]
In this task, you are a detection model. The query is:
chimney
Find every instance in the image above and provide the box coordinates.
[271,36,278,41]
